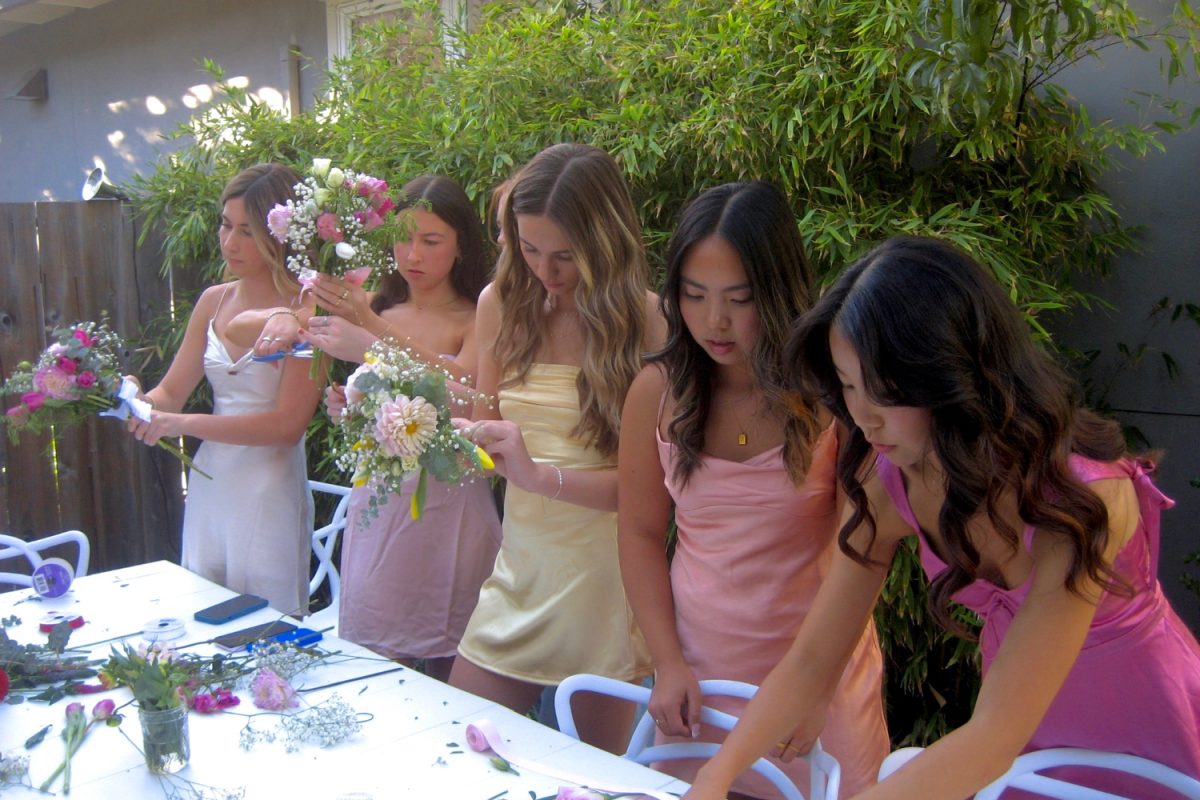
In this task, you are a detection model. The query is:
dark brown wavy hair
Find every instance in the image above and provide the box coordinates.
[371,175,491,314]
[649,181,822,486]
[786,236,1130,632]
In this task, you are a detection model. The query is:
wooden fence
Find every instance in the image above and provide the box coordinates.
[0,200,186,572]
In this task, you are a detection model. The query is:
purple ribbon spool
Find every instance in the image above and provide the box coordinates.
[31,558,74,598]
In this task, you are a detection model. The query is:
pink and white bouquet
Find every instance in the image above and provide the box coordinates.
[267,158,402,288]
[1,320,200,473]
[333,342,493,520]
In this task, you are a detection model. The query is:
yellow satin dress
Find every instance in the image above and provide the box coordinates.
[457,363,652,685]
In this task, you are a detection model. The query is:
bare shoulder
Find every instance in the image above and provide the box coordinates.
[642,290,666,350]
[627,363,668,410]
[847,467,912,560]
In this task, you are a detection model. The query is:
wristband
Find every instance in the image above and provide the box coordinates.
[549,464,563,501]
[265,309,300,325]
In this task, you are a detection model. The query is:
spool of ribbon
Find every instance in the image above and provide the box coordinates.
[39,612,85,632]
[98,376,152,422]
[142,617,186,643]
[31,558,75,598]
[464,718,677,800]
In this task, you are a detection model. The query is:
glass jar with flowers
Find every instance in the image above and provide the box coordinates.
[100,644,194,773]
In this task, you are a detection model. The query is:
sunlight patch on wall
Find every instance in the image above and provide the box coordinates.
[182,82,214,110]
[107,130,125,148]
[145,95,167,115]
[107,100,129,113]
[256,86,284,111]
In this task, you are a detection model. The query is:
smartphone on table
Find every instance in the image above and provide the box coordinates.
[211,621,298,651]
[193,593,268,625]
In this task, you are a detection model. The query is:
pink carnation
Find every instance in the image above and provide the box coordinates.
[251,669,297,710]
[374,196,395,215]
[34,366,78,400]
[56,356,77,375]
[315,212,344,243]
[75,371,97,389]
[72,328,95,347]
[190,687,240,714]
[21,391,46,411]
[267,204,292,243]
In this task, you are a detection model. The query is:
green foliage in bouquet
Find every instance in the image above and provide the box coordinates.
[126,0,1200,745]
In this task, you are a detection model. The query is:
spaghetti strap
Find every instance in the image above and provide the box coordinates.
[210,283,235,323]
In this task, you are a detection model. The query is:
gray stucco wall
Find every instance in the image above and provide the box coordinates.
[1055,3,1200,629]
[0,0,328,202]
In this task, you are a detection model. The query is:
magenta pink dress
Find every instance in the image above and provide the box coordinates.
[878,454,1200,792]
[338,476,502,661]
[658,424,890,798]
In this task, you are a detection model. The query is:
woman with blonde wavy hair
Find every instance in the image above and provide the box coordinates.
[452,143,666,752]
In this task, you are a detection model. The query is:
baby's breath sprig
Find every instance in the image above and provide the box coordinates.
[237,694,366,753]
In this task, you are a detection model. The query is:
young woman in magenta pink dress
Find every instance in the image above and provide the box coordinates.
[619,182,888,798]
[684,236,1200,800]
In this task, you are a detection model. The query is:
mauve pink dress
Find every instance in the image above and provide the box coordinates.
[658,423,890,798]
[878,454,1200,794]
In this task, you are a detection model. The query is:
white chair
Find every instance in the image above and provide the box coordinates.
[880,746,1200,799]
[0,530,91,590]
[305,480,352,631]
[554,673,841,800]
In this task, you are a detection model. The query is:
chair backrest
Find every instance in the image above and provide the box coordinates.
[881,746,1200,800]
[307,480,353,606]
[0,530,90,590]
[554,673,841,800]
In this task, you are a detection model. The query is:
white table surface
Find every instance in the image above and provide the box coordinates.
[0,561,688,799]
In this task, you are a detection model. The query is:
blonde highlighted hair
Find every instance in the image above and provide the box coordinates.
[220,163,303,298]
[494,143,650,456]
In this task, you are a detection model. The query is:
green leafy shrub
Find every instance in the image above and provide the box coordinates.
[128,0,1200,745]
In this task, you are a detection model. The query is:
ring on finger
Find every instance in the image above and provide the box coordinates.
[339,289,349,300]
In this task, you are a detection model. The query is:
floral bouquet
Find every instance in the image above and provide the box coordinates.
[333,341,494,520]
[1,321,203,476]
[267,157,402,289]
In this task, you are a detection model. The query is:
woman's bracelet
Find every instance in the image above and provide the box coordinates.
[548,464,563,501]
[265,309,300,325]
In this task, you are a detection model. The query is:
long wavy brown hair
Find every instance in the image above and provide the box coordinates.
[493,144,651,456]
[220,163,302,298]
[650,181,823,486]
[787,236,1130,632]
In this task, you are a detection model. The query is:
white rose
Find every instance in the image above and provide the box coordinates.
[335,242,356,260]
[311,158,331,180]
[326,167,346,189]
[312,188,333,208]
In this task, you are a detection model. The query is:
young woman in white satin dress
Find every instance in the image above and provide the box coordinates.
[127,163,322,615]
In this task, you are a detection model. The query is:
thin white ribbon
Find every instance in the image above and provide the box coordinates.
[98,376,152,422]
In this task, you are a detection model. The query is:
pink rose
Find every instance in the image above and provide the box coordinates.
[65,702,84,718]
[251,668,298,710]
[315,212,344,243]
[56,356,77,375]
[374,196,395,215]
[343,266,372,286]
[267,204,292,243]
[75,371,97,389]
[20,391,45,410]
[72,329,95,347]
